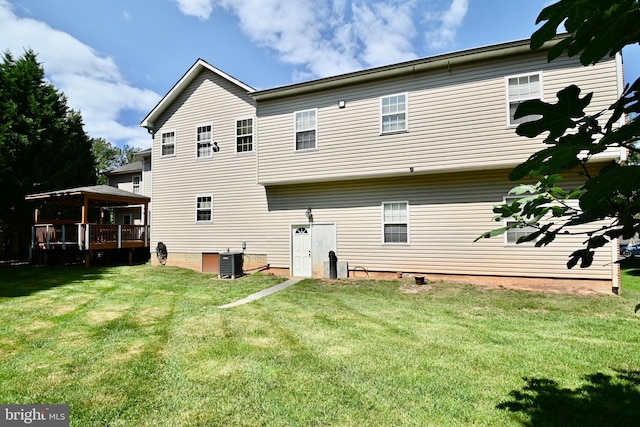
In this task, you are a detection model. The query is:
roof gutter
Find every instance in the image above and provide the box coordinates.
[251,38,563,102]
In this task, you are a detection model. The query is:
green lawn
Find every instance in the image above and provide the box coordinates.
[0,264,639,426]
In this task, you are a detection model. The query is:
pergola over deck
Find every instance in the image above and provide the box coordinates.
[25,185,150,267]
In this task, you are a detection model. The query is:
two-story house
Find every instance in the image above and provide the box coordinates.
[140,37,624,292]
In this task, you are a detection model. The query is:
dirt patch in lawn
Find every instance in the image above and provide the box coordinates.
[398,279,606,296]
[472,281,604,295]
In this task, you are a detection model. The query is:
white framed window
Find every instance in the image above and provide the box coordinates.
[132,176,140,194]
[196,195,213,223]
[196,124,213,158]
[161,131,176,157]
[506,72,542,126]
[503,195,537,245]
[236,118,253,153]
[294,109,317,150]
[381,93,407,134]
[383,201,409,244]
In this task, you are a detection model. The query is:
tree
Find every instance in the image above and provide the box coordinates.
[92,137,121,185]
[92,138,140,184]
[0,50,96,259]
[477,0,640,269]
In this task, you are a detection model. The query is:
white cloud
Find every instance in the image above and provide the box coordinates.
[424,0,469,50]
[351,1,418,66]
[0,0,159,148]
[174,0,214,20]
[175,0,468,80]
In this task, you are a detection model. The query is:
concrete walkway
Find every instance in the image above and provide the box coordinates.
[218,277,304,308]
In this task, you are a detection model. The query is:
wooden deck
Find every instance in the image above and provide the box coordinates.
[25,185,151,267]
[32,223,150,251]
[31,224,150,266]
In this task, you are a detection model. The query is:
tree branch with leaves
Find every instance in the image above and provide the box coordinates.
[477,0,640,268]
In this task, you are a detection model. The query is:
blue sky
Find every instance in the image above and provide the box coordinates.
[1,0,638,149]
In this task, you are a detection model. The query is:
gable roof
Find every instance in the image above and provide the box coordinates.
[105,161,143,176]
[140,58,255,129]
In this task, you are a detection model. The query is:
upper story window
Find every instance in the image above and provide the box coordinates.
[295,109,316,150]
[196,125,213,158]
[161,131,175,157]
[506,73,542,126]
[383,201,409,244]
[196,195,213,223]
[132,176,140,194]
[236,118,253,153]
[381,93,407,134]
[503,195,537,245]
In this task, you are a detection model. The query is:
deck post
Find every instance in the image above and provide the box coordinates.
[29,226,35,260]
[144,202,149,247]
[45,225,50,250]
[61,225,66,250]
[117,225,122,249]
[77,224,83,250]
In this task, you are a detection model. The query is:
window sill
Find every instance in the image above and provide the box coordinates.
[380,130,408,136]
[235,151,255,156]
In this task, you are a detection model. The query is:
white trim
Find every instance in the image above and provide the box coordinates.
[132,175,140,194]
[505,71,543,127]
[195,123,214,159]
[160,129,177,157]
[293,108,318,151]
[615,52,628,163]
[235,116,255,154]
[140,58,254,129]
[381,201,410,245]
[195,194,213,223]
[380,92,408,134]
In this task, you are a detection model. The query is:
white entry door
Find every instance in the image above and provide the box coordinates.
[292,226,312,277]
[292,223,337,278]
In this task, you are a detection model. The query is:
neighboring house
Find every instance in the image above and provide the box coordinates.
[105,148,152,226]
[140,37,625,292]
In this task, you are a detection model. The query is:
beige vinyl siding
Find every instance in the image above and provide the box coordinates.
[151,69,261,254]
[142,171,151,198]
[108,173,140,193]
[256,52,620,185]
[264,169,613,280]
[147,48,617,283]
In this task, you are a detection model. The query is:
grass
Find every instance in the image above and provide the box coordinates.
[0,264,639,426]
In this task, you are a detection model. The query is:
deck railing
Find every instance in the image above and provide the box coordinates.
[32,223,149,252]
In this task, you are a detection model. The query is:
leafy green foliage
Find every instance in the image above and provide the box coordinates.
[0,50,95,258]
[532,0,640,66]
[92,138,140,185]
[479,0,640,269]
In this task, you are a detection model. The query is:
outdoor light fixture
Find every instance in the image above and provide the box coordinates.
[338,100,346,108]
[305,207,312,219]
